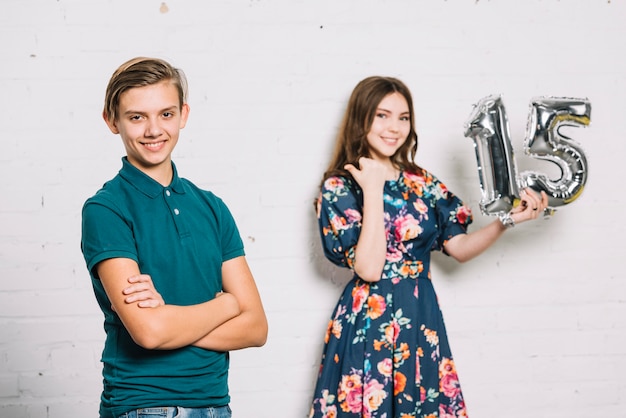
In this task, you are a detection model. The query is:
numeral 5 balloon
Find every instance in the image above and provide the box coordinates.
[463,94,591,217]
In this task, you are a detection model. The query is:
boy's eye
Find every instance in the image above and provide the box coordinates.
[130,115,142,121]
[163,112,174,118]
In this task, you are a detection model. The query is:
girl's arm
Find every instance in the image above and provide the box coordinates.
[344,158,393,282]
[444,189,549,263]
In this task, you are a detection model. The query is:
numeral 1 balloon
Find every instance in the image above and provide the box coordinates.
[463,94,591,217]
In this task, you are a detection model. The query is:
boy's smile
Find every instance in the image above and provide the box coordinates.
[105,80,189,185]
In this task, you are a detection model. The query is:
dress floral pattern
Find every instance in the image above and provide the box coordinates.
[309,170,473,418]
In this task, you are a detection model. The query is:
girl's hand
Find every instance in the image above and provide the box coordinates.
[121,274,165,308]
[510,188,549,224]
[344,157,392,194]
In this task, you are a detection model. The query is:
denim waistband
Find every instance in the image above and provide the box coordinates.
[118,405,231,418]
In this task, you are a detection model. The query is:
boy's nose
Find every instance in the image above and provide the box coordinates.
[145,120,163,137]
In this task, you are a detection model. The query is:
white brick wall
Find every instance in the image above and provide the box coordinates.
[1,1,624,416]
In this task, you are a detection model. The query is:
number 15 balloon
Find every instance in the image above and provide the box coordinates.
[463,94,591,217]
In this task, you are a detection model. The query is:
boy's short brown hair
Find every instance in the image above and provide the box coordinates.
[103,57,188,122]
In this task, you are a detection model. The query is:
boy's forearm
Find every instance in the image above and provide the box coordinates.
[98,258,242,350]
[192,307,268,351]
[132,293,241,350]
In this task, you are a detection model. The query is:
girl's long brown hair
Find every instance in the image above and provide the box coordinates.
[321,76,422,186]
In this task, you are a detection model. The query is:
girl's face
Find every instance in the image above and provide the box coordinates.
[366,92,410,164]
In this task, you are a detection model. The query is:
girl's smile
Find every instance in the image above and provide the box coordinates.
[366,92,411,164]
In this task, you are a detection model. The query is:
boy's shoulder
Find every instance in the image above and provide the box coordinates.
[82,173,127,211]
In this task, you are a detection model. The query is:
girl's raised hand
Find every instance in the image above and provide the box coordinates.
[344,157,392,194]
[510,188,549,224]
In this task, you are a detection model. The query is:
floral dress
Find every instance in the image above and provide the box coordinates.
[309,170,473,418]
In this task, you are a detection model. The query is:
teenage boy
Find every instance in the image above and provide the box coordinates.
[81,57,268,418]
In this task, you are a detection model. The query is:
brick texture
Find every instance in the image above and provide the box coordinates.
[1,1,624,417]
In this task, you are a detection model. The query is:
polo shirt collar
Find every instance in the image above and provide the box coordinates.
[118,157,185,198]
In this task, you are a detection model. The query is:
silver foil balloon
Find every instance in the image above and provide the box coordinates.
[521,97,591,208]
[463,95,520,217]
[464,94,591,218]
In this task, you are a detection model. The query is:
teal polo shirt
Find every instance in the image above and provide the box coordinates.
[81,157,245,418]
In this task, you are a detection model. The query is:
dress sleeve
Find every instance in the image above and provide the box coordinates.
[430,175,473,253]
[316,176,363,269]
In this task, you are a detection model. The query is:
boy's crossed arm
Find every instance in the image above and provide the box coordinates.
[99,256,268,351]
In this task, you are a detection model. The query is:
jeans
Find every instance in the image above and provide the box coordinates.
[117,405,232,418]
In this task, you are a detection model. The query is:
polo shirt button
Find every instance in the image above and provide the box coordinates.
[174,208,180,215]
[166,190,171,197]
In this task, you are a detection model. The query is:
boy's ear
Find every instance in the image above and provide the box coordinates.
[103,111,120,134]
[179,103,190,129]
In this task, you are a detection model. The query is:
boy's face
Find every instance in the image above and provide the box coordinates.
[105,80,189,179]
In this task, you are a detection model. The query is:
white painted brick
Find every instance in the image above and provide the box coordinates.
[1,0,625,417]
[18,370,101,398]
[0,289,101,318]
[0,404,49,418]
[0,318,104,346]
[0,374,20,398]
[4,347,50,374]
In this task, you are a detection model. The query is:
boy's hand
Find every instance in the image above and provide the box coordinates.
[121,274,165,308]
